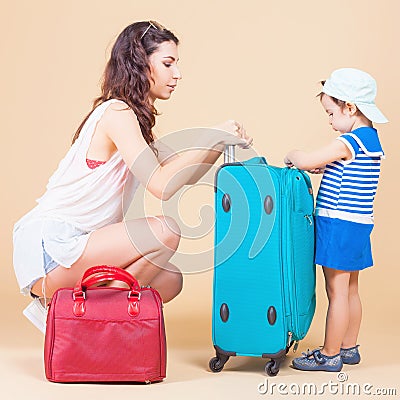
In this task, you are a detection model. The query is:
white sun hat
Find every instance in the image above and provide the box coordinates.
[322,68,388,123]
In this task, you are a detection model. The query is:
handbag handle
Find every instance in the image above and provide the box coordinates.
[78,265,141,290]
[81,272,133,290]
[78,266,141,291]
[73,266,141,318]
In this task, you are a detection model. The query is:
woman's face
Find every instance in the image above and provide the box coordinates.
[148,41,182,103]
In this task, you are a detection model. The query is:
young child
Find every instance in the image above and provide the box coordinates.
[285,68,388,372]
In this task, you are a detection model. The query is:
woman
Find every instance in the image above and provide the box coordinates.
[13,21,252,333]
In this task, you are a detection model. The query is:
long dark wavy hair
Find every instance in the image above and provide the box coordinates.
[72,21,179,152]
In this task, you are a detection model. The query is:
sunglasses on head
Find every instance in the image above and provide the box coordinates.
[140,20,165,39]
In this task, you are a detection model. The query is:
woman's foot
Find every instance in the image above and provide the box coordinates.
[340,345,361,364]
[292,348,343,372]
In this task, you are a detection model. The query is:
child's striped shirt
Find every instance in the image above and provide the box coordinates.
[315,127,384,224]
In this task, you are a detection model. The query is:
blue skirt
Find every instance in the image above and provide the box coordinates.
[315,216,373,271]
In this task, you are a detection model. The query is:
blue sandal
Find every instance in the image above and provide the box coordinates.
[292,348,343,372]
[340,345,361,365]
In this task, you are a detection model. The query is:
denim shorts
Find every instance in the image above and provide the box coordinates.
[42,240,59,274]
[29,241,59,297]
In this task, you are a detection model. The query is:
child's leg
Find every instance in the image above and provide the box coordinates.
[321,267,351,356]
[341,271,361,348]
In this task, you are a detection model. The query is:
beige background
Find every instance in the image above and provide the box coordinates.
[1,0,399,399]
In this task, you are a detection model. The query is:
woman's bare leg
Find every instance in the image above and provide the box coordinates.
[31,216,182,303]
[145,261,183,303]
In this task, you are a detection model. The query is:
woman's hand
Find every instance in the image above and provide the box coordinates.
[211,120,253,149]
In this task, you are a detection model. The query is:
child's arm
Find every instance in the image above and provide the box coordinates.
[284,139,352,171]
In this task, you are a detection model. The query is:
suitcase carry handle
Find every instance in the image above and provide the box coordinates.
[73,266,141,318]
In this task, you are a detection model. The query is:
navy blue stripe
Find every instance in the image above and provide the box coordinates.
[325,164,343,172]
[317,192,338,201]
[317,198,338,207]
[356,155,381,160]
[322,180,378,189]
[337,208,373,215]
[340,184,378,190]
[316,204,335,210]
[339,195,374,204]
[342,175,379,179]
[341,179,378,185]
[325,165,344,173]
[345,172,380,177]
[324,170,343,180]
[322,182,341,190]
[337,201,373,208]
[324,176,342,185]
[318,187,340,196]
[340,190,375,197]
[347,162,381,167]
[343,172,380,178]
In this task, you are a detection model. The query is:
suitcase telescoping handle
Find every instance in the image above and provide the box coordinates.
[73,266,141,318]
[224,145,235,164]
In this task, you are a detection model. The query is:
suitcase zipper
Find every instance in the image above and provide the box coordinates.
[287,331,293,348]
[283,169,300,342]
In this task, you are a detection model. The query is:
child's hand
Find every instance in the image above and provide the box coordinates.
[308,167,325,174]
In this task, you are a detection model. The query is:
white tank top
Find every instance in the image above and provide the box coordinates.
[13,99,139,293]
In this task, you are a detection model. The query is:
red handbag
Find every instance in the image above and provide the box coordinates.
[44,266,166,383]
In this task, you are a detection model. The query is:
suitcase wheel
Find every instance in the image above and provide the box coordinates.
[265,360,280,377]
[209,357,224,373]
[209,355,229,373]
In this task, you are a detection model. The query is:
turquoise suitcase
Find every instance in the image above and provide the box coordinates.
[210,150,316,376]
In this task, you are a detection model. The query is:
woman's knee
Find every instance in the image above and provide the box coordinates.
[125,216,180,253]
[148,262,183,302]
[161,270,183,303]
[149,215,181,251]
[173,269,183,294]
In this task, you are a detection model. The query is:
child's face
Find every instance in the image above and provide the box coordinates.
[320,94,355,134]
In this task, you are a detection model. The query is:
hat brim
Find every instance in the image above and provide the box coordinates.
[356,103,389,124]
